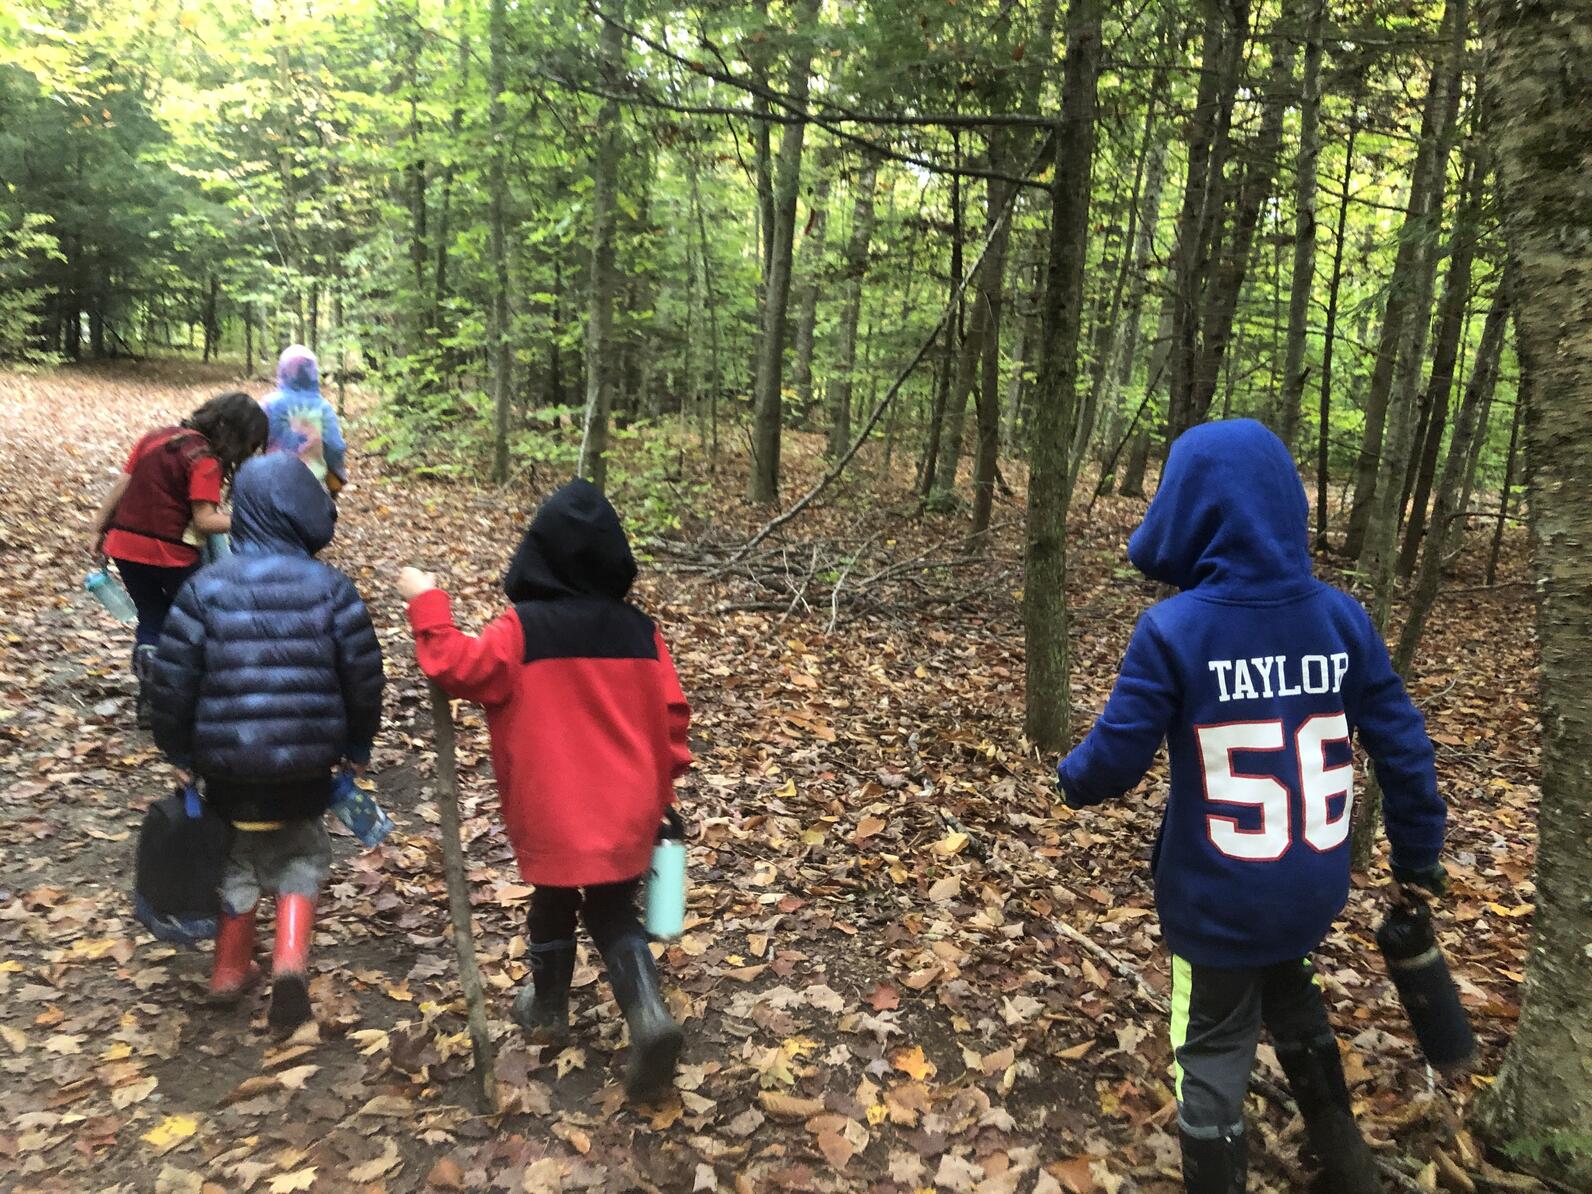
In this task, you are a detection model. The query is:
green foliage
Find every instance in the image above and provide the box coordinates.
[0,207,62,362]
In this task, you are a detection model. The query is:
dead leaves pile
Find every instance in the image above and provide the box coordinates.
[0,364,1547,1192]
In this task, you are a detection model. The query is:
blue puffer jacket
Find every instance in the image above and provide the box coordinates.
[151,454,384,822]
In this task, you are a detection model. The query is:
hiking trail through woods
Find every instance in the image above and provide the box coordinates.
[0,362,1548,1192]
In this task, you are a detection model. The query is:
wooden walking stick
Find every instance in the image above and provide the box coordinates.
[429,681,498,1113]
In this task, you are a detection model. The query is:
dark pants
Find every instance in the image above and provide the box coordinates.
[1170,954,1335,1137]
[113,558,198,654]
[528,879,643,954]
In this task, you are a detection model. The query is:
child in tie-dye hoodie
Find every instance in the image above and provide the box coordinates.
[263,345,348,491]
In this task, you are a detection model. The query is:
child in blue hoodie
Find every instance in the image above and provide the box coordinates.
[1057,420,1447,1194]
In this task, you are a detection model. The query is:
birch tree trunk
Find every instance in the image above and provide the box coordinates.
[1474,5,1592,1175]
[487,0,513,483]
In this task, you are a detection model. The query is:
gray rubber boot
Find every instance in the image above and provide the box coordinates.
[600,932,682,1101]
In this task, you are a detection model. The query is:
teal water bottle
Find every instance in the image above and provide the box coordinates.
[644,809,687,941]
[84,567,137,623]
[203,533,231,564]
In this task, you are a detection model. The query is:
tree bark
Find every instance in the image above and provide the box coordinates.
[791,164,832,421]
[1349,0,1468,870]
[972,134,1017,542]
[577,3,626,491]
[919,162,963,501]
[1024,0,1101,751]
[1484,389,1521,587]
[1397,146,1487,578]
[487,0,513,484]
[748,0,822,504]
[1315,104,1359,543]
[1277,0,1324,451]
[1393,265,1512,673]
[1474,5,1592,1172]
[1343,0,1467,556]
[826,155,879,459]
[1165,2,1247,442]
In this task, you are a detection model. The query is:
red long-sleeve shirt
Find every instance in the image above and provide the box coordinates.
[407,588,690,887]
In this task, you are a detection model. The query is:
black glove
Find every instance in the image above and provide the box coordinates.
[1392,861,1448,898]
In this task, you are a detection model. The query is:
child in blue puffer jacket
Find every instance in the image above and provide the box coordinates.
[1056,421,1447,1194]
[150,454,384,1033]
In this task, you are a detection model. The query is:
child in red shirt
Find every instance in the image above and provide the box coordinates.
[398,479,690,1101]
[89,392,268,724]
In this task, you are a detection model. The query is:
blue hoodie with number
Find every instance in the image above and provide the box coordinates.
[1057,419,1444,969]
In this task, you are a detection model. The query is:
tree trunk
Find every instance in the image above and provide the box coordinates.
[1393,265,1512,673]
[1474,5,1592,1172]
[1165,3,1247,442]
[1024,0,1101,751]
[1097,128,1169,484]
[972,134,1017,543]
[1398,147,1487,578]
[827,155,879,459]
[1485,389,1521,587]
[577,3,625,491]
[1343,0,1467,557]
[919,164,963,501]
[1316,105,1359,542]
[748,0,822,504]
[487,0,514,484]
[1183,19,1294,431]
[1277,0,1324,451]
[792,163,832,420]
[244,301,254,376]
[1350,0,1469,871]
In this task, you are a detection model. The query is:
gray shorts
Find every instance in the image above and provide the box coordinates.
[219,818,332,914]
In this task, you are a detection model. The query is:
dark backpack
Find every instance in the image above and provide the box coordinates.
[133,785,230,945]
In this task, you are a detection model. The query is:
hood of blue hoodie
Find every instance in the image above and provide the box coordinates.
[230,453,337,557]
[1127,419,1312,596]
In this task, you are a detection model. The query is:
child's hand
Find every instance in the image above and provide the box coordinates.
[397,567,437,601]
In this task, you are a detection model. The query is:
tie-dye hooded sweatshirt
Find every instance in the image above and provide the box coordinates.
[263,345,347,485]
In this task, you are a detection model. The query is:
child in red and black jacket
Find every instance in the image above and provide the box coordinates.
[397,478,690,1101]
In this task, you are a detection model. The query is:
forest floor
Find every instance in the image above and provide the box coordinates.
[0,360,1549,1194]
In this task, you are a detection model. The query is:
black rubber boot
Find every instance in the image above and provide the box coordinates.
[513,938,575,1043]
[600,932,683,1102]
[1179,1127,1247,1194]
[1276,1038,1382,1193]
[134,645,157,729]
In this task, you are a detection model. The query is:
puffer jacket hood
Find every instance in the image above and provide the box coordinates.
[504,478,637,602]
[1127,419,1313,597]
[231,454,336,557]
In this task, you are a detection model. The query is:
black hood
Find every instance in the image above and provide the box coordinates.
[504,478,637,602]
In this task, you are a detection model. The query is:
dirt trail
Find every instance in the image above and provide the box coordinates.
[0,362,1544,1193]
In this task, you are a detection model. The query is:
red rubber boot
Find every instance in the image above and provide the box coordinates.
[209,908,262,1003]
[268,894,315,1035]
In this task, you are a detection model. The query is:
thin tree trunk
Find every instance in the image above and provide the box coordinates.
[1316,105,1359,542]
[1351,0,1469,869]
[1343,0,1467,556]
[748,0,822,504]
[1024,0,1101,751]
[487,0,513,484]
[244,300,254,376]
[827,155,879,459]
[577,3,626,490]
[1277,0,1324,450]
[792,162,832,419]
[972,133,1017,542]
[1166,4,1248,441]
[1473,4,1592,1168]
[1393,265,1512,672]
[1398,147,1487,578]
[1185,21,1294,430]
[919,161,963,500]
[1485,390,1521,587]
